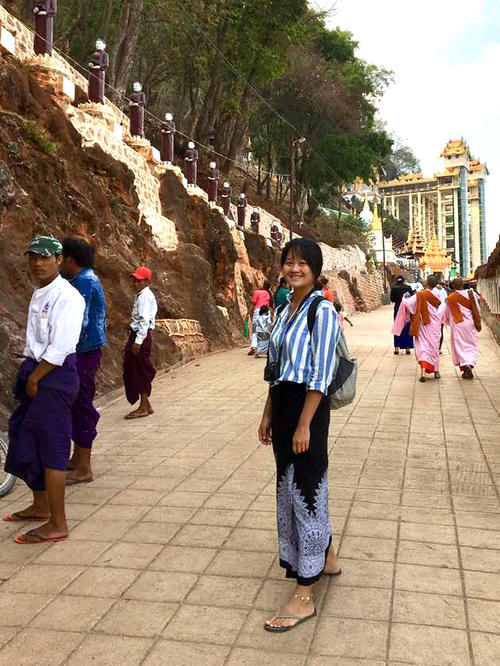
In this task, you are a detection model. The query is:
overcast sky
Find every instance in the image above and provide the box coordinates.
[315,0,500,254]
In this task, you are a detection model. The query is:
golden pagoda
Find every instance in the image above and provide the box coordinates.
[420,234,451,274]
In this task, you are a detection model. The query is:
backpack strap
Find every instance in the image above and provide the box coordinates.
[307,296,325,335]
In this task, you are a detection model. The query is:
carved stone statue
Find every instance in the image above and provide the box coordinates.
[237,193,247,228]
[88,39,109,104]
[33,1,57,56]
[250,207,260,234]
[184,141,199,187]
[161,112,175,164]
[221,181,231,217]
[129,82,146,138]
[270,221,283,244]
[207,161,219,204]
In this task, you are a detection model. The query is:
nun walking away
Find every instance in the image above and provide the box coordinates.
[390,276,413,354]
[258,238,342,633]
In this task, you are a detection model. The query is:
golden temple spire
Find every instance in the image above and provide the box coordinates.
[371,199,382,232]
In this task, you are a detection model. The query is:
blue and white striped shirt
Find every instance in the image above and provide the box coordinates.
[268,290,340,395]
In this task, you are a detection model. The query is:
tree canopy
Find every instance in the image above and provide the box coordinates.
[8,0,395,222]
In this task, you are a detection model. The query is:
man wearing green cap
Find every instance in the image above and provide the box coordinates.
[3,236,85,544]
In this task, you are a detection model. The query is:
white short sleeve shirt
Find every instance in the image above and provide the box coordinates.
[24,274,86,366]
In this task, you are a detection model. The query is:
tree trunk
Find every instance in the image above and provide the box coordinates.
[109,0,145,104]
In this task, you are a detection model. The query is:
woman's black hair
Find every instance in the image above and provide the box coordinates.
[263,279,271,294]
[280,238,323,282]
[278,277,288,289]
[62,237,95,269]
[334,301,342,313]
[396,275,404,284]
[259,304,269,316]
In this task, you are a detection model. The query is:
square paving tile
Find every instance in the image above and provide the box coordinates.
[397,540,459,568]
[171,525,231,548]
[224,527,277,552]
[186,575,261,608]
[340,536,396,562]
[63,567,140,598]
[149,545,216,573]
[389,623,470,665]
[464,571,500,601]
[392,590,466,628]
[471,631,500,666]
[94,542,163,569]
[30,595,113,631]
[35,540,111,566]
[313,617,387,660]
[1,564,83,595]
[143,640,229,666]
[94,599,178,637]
[0,592,51,627]
[332,559,394,589]
[395,563,462,596]
[207,550,274,578]
[227,647,306,666]
[124,570,198,602]
[66,634,152,665]
[163,604,247,645]
[468,598,500,633]
[0,628,84,665]
[322,586,392,621]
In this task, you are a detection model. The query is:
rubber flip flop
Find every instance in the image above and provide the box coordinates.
[65,476,93,486]
[419,377,426,383]
[124,412,150,420]
[264,608,317,633]
[324,568,342,577]
[14,529,68,545]
[3,513,49,523]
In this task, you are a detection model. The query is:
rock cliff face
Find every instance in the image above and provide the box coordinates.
[0,56,271,424]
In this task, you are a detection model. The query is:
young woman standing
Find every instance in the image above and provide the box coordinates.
[258,238,342,633]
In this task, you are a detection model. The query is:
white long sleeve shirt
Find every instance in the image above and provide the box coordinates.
[24,274,85,366]
[130,286,158,344]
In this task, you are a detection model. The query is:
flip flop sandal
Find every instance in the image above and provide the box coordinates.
[324,568,342,576]
[14,529,68,545]
[419,377,426,383]
[393,350,399,355]
[65,476,93,486]
[124,412,150,420]
[3,513,49,523]
[264,608,317,633]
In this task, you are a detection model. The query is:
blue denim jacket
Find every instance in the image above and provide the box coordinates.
[70,268,107,353]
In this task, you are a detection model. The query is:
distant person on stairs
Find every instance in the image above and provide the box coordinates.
[443,277,481,380]
[60,238,107,486]
[123,266,157,419]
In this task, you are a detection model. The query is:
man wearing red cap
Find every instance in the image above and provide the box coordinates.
[123,266,157,419]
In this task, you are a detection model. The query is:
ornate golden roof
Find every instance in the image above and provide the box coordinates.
[420,235,451,271]
[440,139,469,158]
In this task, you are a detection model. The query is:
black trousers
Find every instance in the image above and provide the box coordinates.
[271,382,332,585]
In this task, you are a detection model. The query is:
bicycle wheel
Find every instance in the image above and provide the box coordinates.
[0,432,16,498]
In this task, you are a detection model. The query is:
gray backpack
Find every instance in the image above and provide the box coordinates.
[307,297,357,410]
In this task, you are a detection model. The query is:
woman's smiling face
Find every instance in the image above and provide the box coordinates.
[282,249,315,290]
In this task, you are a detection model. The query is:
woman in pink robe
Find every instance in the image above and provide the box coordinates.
[393,276,442,382]
[443,279,481,379]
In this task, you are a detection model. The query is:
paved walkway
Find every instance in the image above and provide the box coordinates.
[0,305,499,666]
